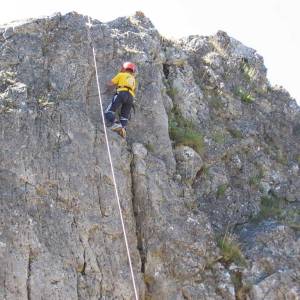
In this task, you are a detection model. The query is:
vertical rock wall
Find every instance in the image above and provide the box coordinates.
[0,11,299,300]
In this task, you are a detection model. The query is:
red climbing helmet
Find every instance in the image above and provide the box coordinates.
[122,61,136,73]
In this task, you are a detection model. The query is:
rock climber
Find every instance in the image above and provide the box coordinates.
[104,62,137,138]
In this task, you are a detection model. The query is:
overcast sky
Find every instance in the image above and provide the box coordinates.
[1,0,299,104]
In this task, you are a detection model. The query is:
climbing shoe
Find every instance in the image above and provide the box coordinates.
[111,123,122,131]
[111,123,126,138]
[118,127,126,138]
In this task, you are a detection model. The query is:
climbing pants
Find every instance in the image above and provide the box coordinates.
[105,91,133,127]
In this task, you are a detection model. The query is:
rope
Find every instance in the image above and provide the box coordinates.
[86,16,139,300]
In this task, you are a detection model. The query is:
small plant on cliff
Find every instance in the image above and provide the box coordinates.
[217,233,246,267]
[234,87,254,103]
[248,166,264,188]
[231,271,252,300]
[166,87,178,99]
[37,96,54,108]
[251,193,285,223]
[241,61,257,82]
[216,184,228,198]
[0,70,15,92]
[168,105,204,154]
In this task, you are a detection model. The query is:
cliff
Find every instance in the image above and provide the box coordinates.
[0,11,299,299]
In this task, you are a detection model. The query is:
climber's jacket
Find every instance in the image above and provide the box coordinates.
[111,71,136,97]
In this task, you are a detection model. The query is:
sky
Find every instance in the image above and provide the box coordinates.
[0,0,299,105]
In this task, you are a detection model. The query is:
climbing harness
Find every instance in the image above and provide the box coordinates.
[86,16,139,300]
[117,85,133,92]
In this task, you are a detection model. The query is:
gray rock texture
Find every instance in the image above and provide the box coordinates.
[0,11,299,299]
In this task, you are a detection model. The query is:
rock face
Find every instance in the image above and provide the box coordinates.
[0,11,299,300]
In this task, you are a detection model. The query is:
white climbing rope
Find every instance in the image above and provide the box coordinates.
[86,16,139,300]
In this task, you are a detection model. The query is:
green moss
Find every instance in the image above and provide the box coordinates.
[169,106,205,155]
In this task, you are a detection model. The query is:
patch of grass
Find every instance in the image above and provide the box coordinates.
[216,184,228,198]
[217,234,246,267]
[0,70,15,80]
[241,61,257,81]
[249,175,260,187]
[248,168,264,187]
[38,96,54,108]
[236,284,252,300]
[251,194,285,223]
[2,99,17,109]
[0,98,17,113]
[297,155,300,164]
[231,271,251,300]
[241,92,254,103]
[0,71,15,92]
[166,87,178,99]
[234,87,254,103]
[169,106,205,155]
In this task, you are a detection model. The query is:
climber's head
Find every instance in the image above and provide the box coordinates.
[121,62,136,73]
